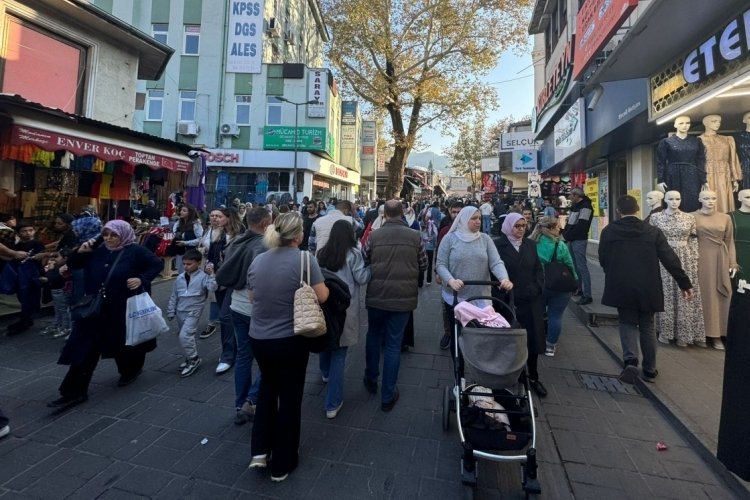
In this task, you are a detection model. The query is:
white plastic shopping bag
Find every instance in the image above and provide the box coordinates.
[125,291,169,346]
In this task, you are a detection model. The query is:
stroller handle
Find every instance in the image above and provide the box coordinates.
[451,280,518,325]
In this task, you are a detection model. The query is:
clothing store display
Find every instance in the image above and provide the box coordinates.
[649,211,705,344]
[656,136,706,213]
[729,210,750,283]
[736,131,750,191]
[694,210,737,338]
[699,134,742,213]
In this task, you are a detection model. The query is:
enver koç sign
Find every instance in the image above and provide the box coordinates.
[683,8,750,84]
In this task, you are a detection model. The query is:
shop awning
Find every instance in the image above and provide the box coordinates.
[7,123,191,172]
[405,179,422,194]
[583,0,743,88]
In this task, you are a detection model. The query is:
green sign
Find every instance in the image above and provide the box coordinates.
[263,126,331,155]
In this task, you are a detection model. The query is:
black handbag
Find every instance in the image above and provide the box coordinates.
[544,242,578,293]
[70,251,124,322]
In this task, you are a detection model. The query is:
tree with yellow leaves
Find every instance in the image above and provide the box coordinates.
[323,0,531,198]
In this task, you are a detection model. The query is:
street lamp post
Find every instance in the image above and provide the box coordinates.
[277,97,318,204]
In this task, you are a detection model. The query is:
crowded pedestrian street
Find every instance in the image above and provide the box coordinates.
[0,271,743,499]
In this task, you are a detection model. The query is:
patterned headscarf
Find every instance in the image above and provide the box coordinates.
[103,220,136,251]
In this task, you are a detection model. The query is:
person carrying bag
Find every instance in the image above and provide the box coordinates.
[293,251,327,337]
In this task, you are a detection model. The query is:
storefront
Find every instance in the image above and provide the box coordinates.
[0,95,195,226]
[202,148,359,207]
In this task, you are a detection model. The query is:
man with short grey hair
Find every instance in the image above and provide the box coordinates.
[562,187,594,305]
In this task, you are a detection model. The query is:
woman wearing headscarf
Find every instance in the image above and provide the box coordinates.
[403,204,420,230]
[48,220,163,409]
[436,206,513,356]
[493,213,548,397]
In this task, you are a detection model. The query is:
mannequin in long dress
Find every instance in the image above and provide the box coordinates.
[644,190,664,223]
[734,112,750,191]
[718,189,750,480]
[656,115,707,213]
[699,114,742,213]
[649,191,705,346]
[729,189,750,283]
[694,190,738,350]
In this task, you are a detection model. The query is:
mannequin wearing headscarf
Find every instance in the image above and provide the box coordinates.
[51,219,163,409]
[436,206,513,348]
[494,212,548,397]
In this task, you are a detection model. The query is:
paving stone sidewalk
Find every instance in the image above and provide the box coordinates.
[0,279,742,499]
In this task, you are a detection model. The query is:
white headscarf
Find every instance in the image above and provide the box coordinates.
[448,206,481,243]
[371,204,386,230]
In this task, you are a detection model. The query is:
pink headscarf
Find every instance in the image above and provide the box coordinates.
[501,213,524,250]
[103,220,136,251]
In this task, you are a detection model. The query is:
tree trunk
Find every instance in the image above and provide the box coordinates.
[386,147,407,199]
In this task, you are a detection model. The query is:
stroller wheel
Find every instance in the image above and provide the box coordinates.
[442,385,451,431]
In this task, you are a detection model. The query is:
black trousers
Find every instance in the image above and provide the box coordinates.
[58,346,146,397]
[513,297,545,382]
[250,335,309,477]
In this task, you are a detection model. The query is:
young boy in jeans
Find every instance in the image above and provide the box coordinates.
[167,249,217,377]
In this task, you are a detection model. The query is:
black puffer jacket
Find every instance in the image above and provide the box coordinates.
[308,269,351,353]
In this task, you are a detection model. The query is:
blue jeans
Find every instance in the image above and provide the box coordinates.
[481,215,492,234]
[215,289,236,364]
[208,301,219,323]
[365,308,410,403]
[319,347,348,411]
[568,240,591,298]
[231,310,260,408]
[543,290,571,345]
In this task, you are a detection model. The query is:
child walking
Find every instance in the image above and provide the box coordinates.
[40,253,73,339]
[167,249,217,377]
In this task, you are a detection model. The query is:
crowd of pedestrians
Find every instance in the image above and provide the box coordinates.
[0,191,637,483]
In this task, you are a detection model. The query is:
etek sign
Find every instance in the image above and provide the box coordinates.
[683,8,750,84]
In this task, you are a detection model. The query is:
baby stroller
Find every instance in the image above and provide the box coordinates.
[442,282,540,499]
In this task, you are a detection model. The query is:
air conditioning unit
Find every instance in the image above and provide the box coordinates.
[220,123,240,137]
[284,30,295,45]
[177,121,199,136]
[266,18,281,37]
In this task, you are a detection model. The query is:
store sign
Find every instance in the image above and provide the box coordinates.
[553,98,585,163]
[10,125,190,171]
[341,101,357,125]
[682,8,750,84]
[500,131,542,151]
[512,149,538,173]
[327,164,349,179]
[535,39,574,118]
[263,126,330,154]
[226,1,263,73]
[308,69,328,118]
[572,0,638,81]
[341,125,356,148]
[201,149,243,165]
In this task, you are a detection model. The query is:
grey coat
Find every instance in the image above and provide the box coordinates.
[331,249,370,346]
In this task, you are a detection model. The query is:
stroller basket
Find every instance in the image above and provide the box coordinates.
[461,389,533,451]
[458,325,528,389]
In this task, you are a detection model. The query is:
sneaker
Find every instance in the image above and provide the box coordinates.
[326,401,343,419]
[178,358,188,371]
[675,340,687,347]
[694,340,707,348]
[544,345,556,357]
[381,387,400,412]
[363,377,378,394]
[180,357,201,378]
[40,324,59,336]
[439,333,451,350]
[0,425,9,439]
[642,369,658,383]
[47,394,88,409]
[234,401,256,425]
[51,328,70,339]
[321,374,329,383]
[711,338,725,350]
[426,280,432,286]
[199,324,217,339]
[248,454,268,469]
[618,365,639,384]
[271,473,289,482]
[577,296,593,306]
[215,362,232,375]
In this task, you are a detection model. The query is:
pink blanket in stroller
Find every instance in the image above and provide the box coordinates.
[454,301,510,329]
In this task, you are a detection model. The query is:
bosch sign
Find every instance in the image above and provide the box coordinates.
[202,151,242,164]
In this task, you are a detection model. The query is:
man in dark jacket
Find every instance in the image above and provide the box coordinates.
[599,195,693,384]
[362,200,427,411]
[562,187,594,304]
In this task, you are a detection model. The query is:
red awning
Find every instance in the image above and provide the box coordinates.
[9,124,190,172]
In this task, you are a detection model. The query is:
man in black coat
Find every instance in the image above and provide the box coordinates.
[562,187,594,304]
[599,195,693,384]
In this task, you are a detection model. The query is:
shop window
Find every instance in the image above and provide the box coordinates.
[179,90,197,121]
[183,25,200,55]
[146,89,164,121]
[559,0,567,35]
[152,24,168,44]
[267,172,280,191]
[236,95,252,125]
[266,64,284,94]
[266,96,282,125]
